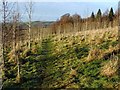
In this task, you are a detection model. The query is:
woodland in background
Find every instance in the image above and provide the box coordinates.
[50,8,117,34]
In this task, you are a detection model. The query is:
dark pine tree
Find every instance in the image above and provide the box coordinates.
[109,7,114,27]
[109,7,114,21]
[96,9,102,19]
[91,12,95,21]
[96,9,102,29]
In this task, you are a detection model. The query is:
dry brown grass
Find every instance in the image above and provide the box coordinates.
[86,43,119,62]
[100,55,118,77]
[96,37,104,45]
[7,49,15,62]
[87,47,102,62]
[31,45,38,54]
[7,43,20,63]
[69,68,77,78]
[101,44,119,59]
[21,48,30,58]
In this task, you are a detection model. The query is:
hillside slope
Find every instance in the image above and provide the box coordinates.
[3,27,119,89]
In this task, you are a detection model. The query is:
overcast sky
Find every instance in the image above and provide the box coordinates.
[5,0,120,2]
[0,0,119,21]
[29,2,118,21]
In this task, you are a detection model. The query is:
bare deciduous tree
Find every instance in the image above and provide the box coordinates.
[12,2,21,83]
[2,0,14,71]
[25,1,33,50]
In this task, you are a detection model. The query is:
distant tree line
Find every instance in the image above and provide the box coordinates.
[49,8,118,35]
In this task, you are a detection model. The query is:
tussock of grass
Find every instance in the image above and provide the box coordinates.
[69,68,77,78]
[101,55,118,77]
[87,47,102,62]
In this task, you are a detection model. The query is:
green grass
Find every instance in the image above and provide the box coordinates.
[2,28,119,89]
